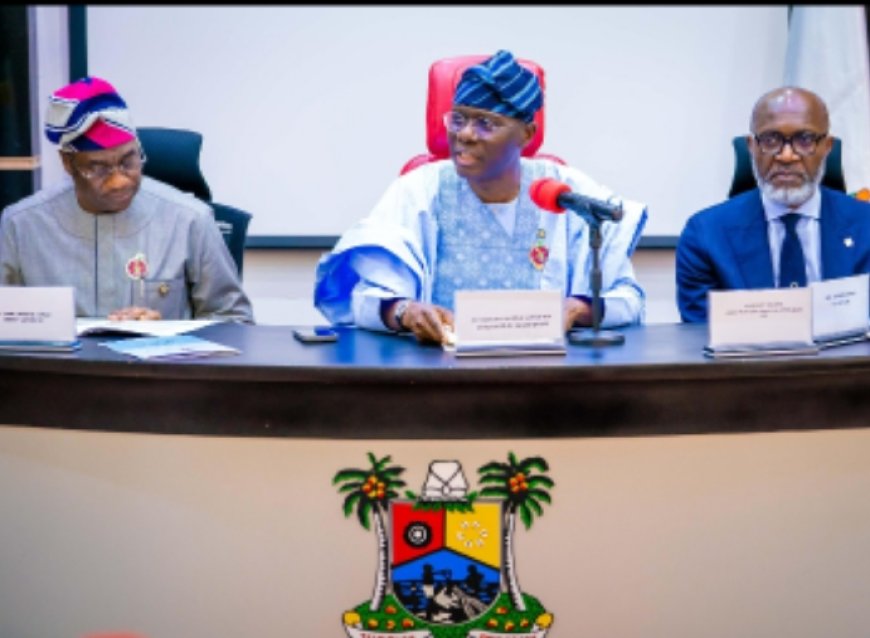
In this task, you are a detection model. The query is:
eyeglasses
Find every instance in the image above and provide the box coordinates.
[443,111,508,139]
[753,130,827,157]
[67,148,148,182]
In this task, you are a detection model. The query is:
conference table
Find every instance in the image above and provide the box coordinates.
[2,322,870,638]
[3,321,870,437]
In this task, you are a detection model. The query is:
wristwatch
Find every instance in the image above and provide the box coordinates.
[393,299,411,331]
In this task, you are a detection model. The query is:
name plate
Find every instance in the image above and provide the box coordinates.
[811,273,870,345]
[706,287,816,357]
[0,287,78,348]
[453,289,565,357]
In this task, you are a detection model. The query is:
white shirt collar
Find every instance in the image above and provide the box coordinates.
[761,186,822,222]
[486,198,519,236]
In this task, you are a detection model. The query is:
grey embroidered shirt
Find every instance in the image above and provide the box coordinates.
[0,176,253,321]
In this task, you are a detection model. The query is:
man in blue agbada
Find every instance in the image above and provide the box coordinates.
[314,50,648,344]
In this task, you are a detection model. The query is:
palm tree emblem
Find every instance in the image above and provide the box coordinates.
[333,452,406,611]
[478,452,555,611]
[334,453,555,637]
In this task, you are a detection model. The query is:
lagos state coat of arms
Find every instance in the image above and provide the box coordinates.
[332,452,555,638]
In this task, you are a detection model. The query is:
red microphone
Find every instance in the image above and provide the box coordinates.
[529,178,623,221]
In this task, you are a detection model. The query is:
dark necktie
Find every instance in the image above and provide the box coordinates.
[779,212,807,288]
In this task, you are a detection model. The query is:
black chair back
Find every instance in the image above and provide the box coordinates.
[728,135,846,198]
[137,127,251,275]
[138,128,212,201]
[211,203,252,277]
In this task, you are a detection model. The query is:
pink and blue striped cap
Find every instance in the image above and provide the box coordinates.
[45,77,137,151]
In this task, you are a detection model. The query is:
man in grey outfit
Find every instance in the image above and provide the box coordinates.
[0,76,253,322]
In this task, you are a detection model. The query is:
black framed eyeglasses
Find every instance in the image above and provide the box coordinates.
[65,147,148,182]
[443,111,508,139]
[753,130,827,157]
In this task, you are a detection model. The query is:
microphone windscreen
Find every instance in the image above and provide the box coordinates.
[529,178,571,213]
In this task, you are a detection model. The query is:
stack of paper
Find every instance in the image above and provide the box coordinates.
[0,340,81,353]
[101,334,239,361]
[77,319,217,338]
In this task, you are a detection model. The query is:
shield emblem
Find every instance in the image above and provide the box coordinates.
[390,500,502,625]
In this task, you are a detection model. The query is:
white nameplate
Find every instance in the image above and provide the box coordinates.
[706,287,815,356]
[0,286,77,345]
[810,273,870,346]
[453,289,565,357]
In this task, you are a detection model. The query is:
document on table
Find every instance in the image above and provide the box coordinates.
[810,274,870,348]
[100,334,240,361]
[77,319,217,338]
[705,287,818,358]
[0,340,82,353]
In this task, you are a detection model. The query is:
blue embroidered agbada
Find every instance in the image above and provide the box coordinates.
[314,158,648,331]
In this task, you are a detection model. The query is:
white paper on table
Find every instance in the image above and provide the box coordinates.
[77,319,217,338]
[100,334,239,360]
[810,273,870,344]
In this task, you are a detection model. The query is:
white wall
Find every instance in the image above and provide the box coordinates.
[33,5,68,188]
[81,6,789,240]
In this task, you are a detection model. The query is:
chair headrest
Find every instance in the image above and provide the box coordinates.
[137,127,212,201]
[425,55,546,160]
[728,135,846,197]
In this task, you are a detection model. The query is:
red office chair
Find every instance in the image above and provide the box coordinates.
[400,55,565,175]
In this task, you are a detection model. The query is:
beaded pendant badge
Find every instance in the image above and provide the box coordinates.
[529,228,549,270]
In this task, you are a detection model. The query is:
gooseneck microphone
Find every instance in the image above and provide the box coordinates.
[529,177,626,347]
[529,178,623,222]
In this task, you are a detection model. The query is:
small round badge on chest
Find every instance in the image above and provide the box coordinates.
[529,228,549,270]
[125,253,148,280]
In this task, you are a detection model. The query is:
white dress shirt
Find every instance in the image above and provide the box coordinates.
[761,188,822,286]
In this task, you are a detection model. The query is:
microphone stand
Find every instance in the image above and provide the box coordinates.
[568,207,625,347]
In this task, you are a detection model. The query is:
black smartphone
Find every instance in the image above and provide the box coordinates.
[293,326,339,343]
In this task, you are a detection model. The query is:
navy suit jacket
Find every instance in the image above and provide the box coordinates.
[676,187,870,323]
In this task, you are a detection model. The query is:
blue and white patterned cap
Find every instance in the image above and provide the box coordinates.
[453,50,543,123]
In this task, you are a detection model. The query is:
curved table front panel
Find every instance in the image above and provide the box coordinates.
[0,322,868,437]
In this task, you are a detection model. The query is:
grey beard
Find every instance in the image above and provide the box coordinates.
[751,158,824,207]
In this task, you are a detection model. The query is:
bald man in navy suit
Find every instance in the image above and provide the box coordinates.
[676,86,870,323]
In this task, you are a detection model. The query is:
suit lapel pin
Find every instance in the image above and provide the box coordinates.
[845,237,855,248]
